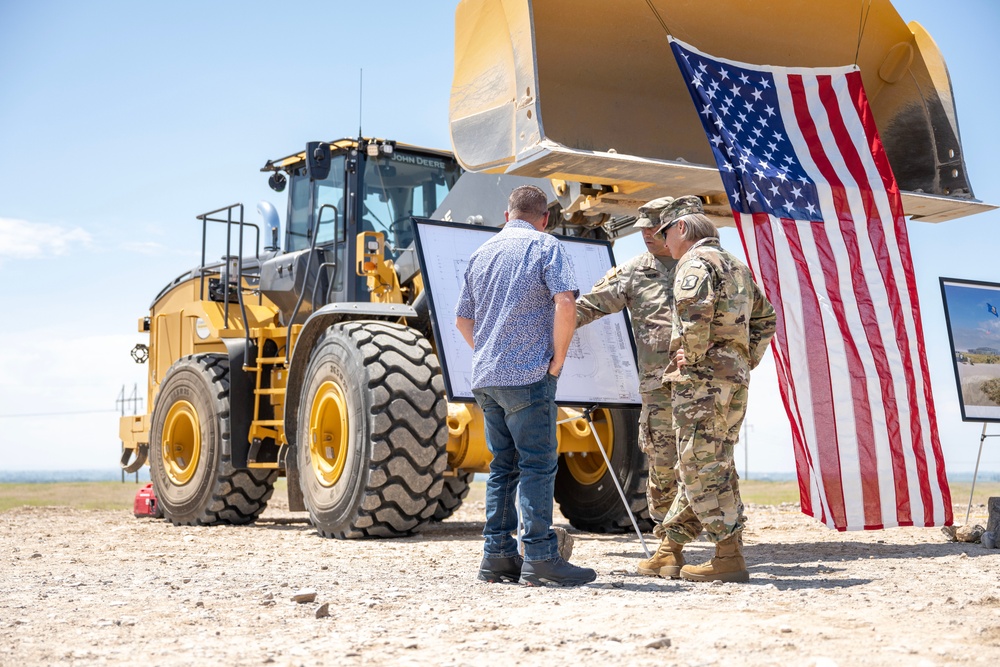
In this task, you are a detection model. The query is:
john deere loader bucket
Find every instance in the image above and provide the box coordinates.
[450,0,991,225]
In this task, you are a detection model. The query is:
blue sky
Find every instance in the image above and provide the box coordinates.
[942,281,1000,351]
[1,1,998,475]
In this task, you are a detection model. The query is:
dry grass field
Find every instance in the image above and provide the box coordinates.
[2,478,997,516]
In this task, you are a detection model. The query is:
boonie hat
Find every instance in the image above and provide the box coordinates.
[633,196,677,229]
[655,195,704,236]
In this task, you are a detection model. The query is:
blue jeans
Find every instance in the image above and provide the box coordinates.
[473,374,559,562]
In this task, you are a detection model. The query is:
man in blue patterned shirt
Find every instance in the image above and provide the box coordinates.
[456,185,597,587]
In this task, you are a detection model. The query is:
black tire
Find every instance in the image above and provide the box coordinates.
[431,471,474,521]
[150,354,277,526]
[296,321,448,538]
[553,407,654,533]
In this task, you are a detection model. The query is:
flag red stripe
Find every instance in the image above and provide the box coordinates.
[817,74,913,526]
[780,215,847,528]
[847,72,951,524]
[788,74,883,528]
[895,207,950,525]
[738,212,817,519]
[840,73,928,524]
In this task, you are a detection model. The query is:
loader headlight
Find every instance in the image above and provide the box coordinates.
[195,318,211,340]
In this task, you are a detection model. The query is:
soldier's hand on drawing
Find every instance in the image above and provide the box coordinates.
[675,348,687,369]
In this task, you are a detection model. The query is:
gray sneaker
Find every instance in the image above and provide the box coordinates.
[519,556,597,587]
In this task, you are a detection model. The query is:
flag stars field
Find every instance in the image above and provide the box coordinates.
[681,44,823,223]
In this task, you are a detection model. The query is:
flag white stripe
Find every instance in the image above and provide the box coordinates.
[850,90,932,526]
[758,214,834,522]
[823,74,911,527]
[831,80,931,526]
[762,85,826,523]
[835,72,945,525]
[846,85,944,524]
[775,74,867,528]
[738,212,830,523]
[802,71,904,527]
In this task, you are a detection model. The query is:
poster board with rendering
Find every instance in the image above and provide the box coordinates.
[940,277,1000,422]
[412,217,642,407]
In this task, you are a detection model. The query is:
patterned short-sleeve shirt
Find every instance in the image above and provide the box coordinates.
[456,219,579,389]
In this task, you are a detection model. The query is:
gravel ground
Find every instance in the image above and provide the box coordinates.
[2,492,998,667]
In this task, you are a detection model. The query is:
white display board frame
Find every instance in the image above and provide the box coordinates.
[940,276,1000,422]
[412,217,642,408]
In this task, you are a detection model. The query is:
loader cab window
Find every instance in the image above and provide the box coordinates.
[286,155,347,253]
[361,149,461,259]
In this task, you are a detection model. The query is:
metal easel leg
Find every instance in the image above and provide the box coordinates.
[967,422,988,525]
[515,485,524,556]
[582,407,651,558]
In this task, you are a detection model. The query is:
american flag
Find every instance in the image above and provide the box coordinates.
[670,37,953,530]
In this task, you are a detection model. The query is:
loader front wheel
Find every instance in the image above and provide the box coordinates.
[431,471,474,521]
[554,407,653,533]
[150,354,277,526]
[296,321,448,538]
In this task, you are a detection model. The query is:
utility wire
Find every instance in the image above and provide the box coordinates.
[643,0,673,38]
[854,0,873,66]
[0,408,120,419]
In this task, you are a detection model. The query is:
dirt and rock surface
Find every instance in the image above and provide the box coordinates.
[2,491,999,667]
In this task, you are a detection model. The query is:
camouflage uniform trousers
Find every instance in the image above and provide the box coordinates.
[661,379,748,545]
[638,385,678,539]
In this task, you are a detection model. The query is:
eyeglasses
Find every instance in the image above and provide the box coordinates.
[657,219,678,238]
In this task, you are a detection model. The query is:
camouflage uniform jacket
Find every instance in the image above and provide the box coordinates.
[664,238,776,386]
[576,252,677,393]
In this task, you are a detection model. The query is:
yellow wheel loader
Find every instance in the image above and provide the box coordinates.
[121,0,987,539]
[120,137,646,537]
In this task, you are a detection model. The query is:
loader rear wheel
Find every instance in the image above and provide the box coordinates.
[150,354,277,526]
[296,321,448,538]
[431,471,474,521]
[554,407,653,533]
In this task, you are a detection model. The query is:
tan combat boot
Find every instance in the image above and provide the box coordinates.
[637,537,685,578]
[679,534,749,583]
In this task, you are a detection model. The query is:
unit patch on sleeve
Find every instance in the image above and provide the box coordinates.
[680,275,699,291]
[592,266,622,290]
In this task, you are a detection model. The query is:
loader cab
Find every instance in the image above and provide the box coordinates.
[358,143,461,262]
[273,139,460,308]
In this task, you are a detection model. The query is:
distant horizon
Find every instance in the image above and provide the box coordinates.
[2,468,998,484]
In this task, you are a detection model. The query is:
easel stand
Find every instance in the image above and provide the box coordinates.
[558,407,651,558]
[967,423,1000,524]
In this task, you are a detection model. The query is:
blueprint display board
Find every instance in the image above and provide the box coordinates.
[940,277,1000,422]
[411,217,642,408]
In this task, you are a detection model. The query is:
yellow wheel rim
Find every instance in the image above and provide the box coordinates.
[309,380,350,487]
[565,409,614,485]
[162,400,201,485]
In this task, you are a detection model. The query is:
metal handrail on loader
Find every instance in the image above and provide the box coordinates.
[195,203,262,361]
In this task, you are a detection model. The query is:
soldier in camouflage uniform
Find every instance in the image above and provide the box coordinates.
[575,195,700,578]
[655,207,776,583]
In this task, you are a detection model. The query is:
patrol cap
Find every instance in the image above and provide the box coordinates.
[633,196,678,229]
[654,195,704,236]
